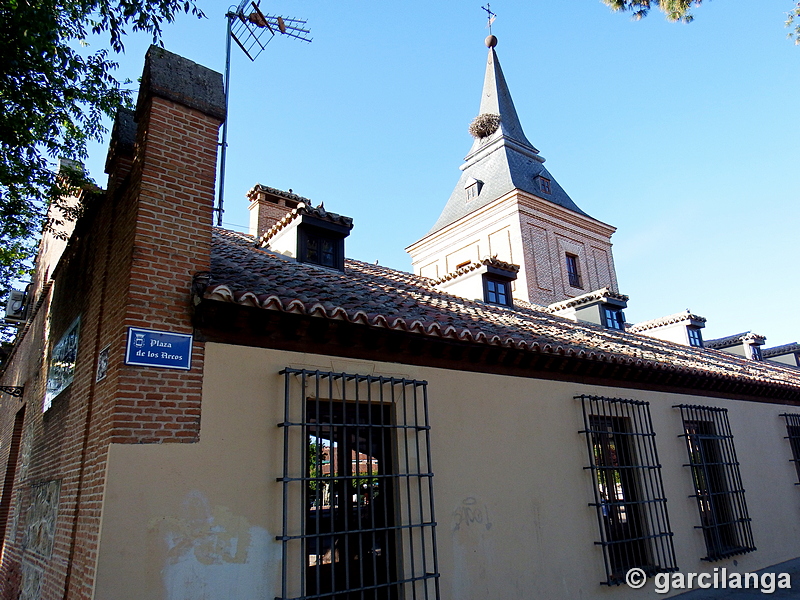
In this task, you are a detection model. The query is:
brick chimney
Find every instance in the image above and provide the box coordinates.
[248,183,311,238]
[112,45,226,443]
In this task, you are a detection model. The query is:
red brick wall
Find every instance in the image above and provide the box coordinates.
[0,50,223,599]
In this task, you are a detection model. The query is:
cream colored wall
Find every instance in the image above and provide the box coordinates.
[94,343,800,600]
[638,322,690,346]
[407,194,529,300]
[406,190,619,307]
[769,354,799,367]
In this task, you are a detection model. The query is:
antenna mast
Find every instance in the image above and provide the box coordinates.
[217,1,312,226]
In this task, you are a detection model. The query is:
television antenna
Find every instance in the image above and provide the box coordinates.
[216,1,312,226]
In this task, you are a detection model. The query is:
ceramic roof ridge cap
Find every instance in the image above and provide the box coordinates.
[430,255,520,285]
[547,287,629,312]
[628,310,708,332]
[257,202,306,246]
[763,342,800,357]
[705,331,767,348]
[247,183,311,205]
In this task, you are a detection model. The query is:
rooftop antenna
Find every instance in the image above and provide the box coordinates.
[482,3,497,34]
[216,1,312,226]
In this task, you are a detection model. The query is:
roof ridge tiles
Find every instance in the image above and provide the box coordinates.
[628,310,707,333]
[547,287,629,312]
[430,256,520,285]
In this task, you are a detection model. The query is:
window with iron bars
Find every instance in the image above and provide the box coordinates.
[780,413,800,485]
[675,405,756,561]
[577,395,678,585]
[279,368,440,600]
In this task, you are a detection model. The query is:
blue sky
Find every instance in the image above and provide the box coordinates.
[82,0,800,348]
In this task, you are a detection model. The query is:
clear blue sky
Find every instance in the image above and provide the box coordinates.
[82,0,800,348]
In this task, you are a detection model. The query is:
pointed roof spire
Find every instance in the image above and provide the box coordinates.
[468,36,536,155]
[421,37,590,236]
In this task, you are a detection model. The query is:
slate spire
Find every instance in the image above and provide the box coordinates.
[467,36,536,156]
[424,36,589,236]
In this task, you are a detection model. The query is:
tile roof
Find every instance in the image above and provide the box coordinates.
[628,310,707,333]
[246,183,311,206]
[547,287,628,313]
[763,343,800,359]
[431,256,519,285]
[705,332,766,349]
[205,228,800,393]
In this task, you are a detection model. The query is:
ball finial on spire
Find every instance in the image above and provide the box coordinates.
[485,34,497,48]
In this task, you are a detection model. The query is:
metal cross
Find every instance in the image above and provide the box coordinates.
[482,3,497,33]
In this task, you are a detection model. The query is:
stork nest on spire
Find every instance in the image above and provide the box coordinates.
[468,113,501,138]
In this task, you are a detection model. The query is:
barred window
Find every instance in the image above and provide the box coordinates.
[780,413,800,484]
[279,369,440,600]
[578,395,677,585]
[675,405,756,561]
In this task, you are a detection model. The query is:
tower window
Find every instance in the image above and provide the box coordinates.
[565,253,582,289]
[687,328,703,348]
[483,276,512,306]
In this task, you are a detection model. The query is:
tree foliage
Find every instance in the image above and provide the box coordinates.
[604,0,800,43]
[0,0,204,339]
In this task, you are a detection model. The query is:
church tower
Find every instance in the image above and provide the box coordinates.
[406,36,620,307]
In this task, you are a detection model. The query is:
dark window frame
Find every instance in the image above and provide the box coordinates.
[483,276,512,306]
[578,395,678,585]
[538,176,552,194]
[687,328,703,348]
[780,413,800,485]
[279,368,440,600]
[603,307,625,331]
[750,345,763,361]
[299,226,345,271]
[675,404,756,561]
[565,253,582,289]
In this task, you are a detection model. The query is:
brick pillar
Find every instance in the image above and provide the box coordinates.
[104,108,136,194]
[112,46,226,443]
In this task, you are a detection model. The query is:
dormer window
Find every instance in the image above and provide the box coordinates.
[464,178,482,201]
[687,327,703,348]
[603,306,625,331]
[300,228,342,270]
[750,345,763,361]
[538,176,551,194]
[483,276,512,306]
[261,202,354,272]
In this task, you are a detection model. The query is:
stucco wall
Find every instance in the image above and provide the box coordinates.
[94,343,800,600]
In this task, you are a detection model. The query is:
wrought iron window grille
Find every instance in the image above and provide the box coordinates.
[577,395,678,585]
[674,404,756,561]
[780,413,800,485]
[278,368,440,600]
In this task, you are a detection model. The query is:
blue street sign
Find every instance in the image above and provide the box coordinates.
[125,327,193,370]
